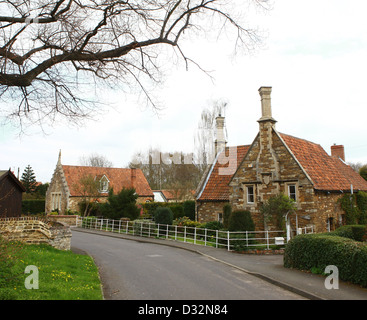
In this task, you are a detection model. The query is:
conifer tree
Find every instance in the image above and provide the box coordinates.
[21,165,37,193]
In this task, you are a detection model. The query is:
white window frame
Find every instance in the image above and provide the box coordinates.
[246,185,255,204]
[51,192,62,211]
[99,175,109,193]
[286,183,298,202]
[218,213,223,223]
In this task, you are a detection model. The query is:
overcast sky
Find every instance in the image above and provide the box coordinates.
[1,1,367,183]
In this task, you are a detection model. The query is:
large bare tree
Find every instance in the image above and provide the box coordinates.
[79,152,113,167]
[194,98,227,175]
[0,0,268,128]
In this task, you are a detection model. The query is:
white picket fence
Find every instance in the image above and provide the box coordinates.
[76,217,307,251]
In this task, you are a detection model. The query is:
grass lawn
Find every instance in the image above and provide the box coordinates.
[0,240,103,300]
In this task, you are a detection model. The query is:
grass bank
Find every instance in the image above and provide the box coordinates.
[0,239,103,300]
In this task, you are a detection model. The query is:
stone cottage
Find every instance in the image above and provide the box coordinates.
[45,152,154,214]
[196,86,367,233]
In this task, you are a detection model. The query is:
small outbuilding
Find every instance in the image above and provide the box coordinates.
[0,169,26,217]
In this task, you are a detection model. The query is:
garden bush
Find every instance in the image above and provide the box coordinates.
[173,216,202,228]
[183,201,195,220]
[202,221,223,230]
[260,194,296,230]
[143,201,195,220]
[99,188,140,220]
[169,204,184,220]
[330,225,367,242]
[222,204,232,229]
[228,210,255,232]
[284,233,367,287]
[154,207,174,225]
[143,202,160,217]
[356,191,367,224]
[22,199,45,215]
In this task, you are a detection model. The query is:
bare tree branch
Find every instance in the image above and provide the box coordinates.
[0,0,270,128]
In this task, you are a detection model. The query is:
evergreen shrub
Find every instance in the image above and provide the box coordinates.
[228,210,255,232]
[284,232,367,287]
[154,207,173,225]
[22,199,45,215]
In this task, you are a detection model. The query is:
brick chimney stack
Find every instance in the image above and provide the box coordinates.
[331,144,345,161]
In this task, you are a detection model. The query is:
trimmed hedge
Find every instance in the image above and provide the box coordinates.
[284,233,367,287]
[22,199,45,215]
[328,225,367,242]
[228,210,255,232]
[142,201,195,220]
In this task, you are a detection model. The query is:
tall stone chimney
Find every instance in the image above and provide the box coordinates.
[258,86,276,124]
[331,144,345,161]
[257,86,280,182]
[214,114,226,154]
[131,167,136,188]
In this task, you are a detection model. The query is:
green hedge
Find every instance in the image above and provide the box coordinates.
[328,225,367,242]
[22,199,45,215]
[228,210,255,232]
[154,207,173,226]
[143,201,195,220]
[339,191,367,224]
[284,233,367,287]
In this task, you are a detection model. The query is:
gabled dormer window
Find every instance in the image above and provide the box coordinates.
[99,175,109,193]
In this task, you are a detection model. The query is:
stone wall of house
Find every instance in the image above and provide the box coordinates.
[196,201,227,223]
[45,163,69,214]
[312,191,344,232]
[68,196,96,213]
[230,127,320,231]
[0,218,72,250]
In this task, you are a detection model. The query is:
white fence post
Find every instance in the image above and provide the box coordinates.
[266,230,269,250]
[216,230,218,248]
[175,225,177,240]
[227,231,230,251]
[194,227,197,245]
[204,228,207,246]
[184,226,187,243]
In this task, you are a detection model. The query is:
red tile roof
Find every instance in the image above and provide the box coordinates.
[279,133,367,192]
[62,166,153,197]
[197,145,250,201]
[197,133,367,201]
[160,189,196,201]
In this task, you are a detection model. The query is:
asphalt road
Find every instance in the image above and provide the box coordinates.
[71,230,305,300]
